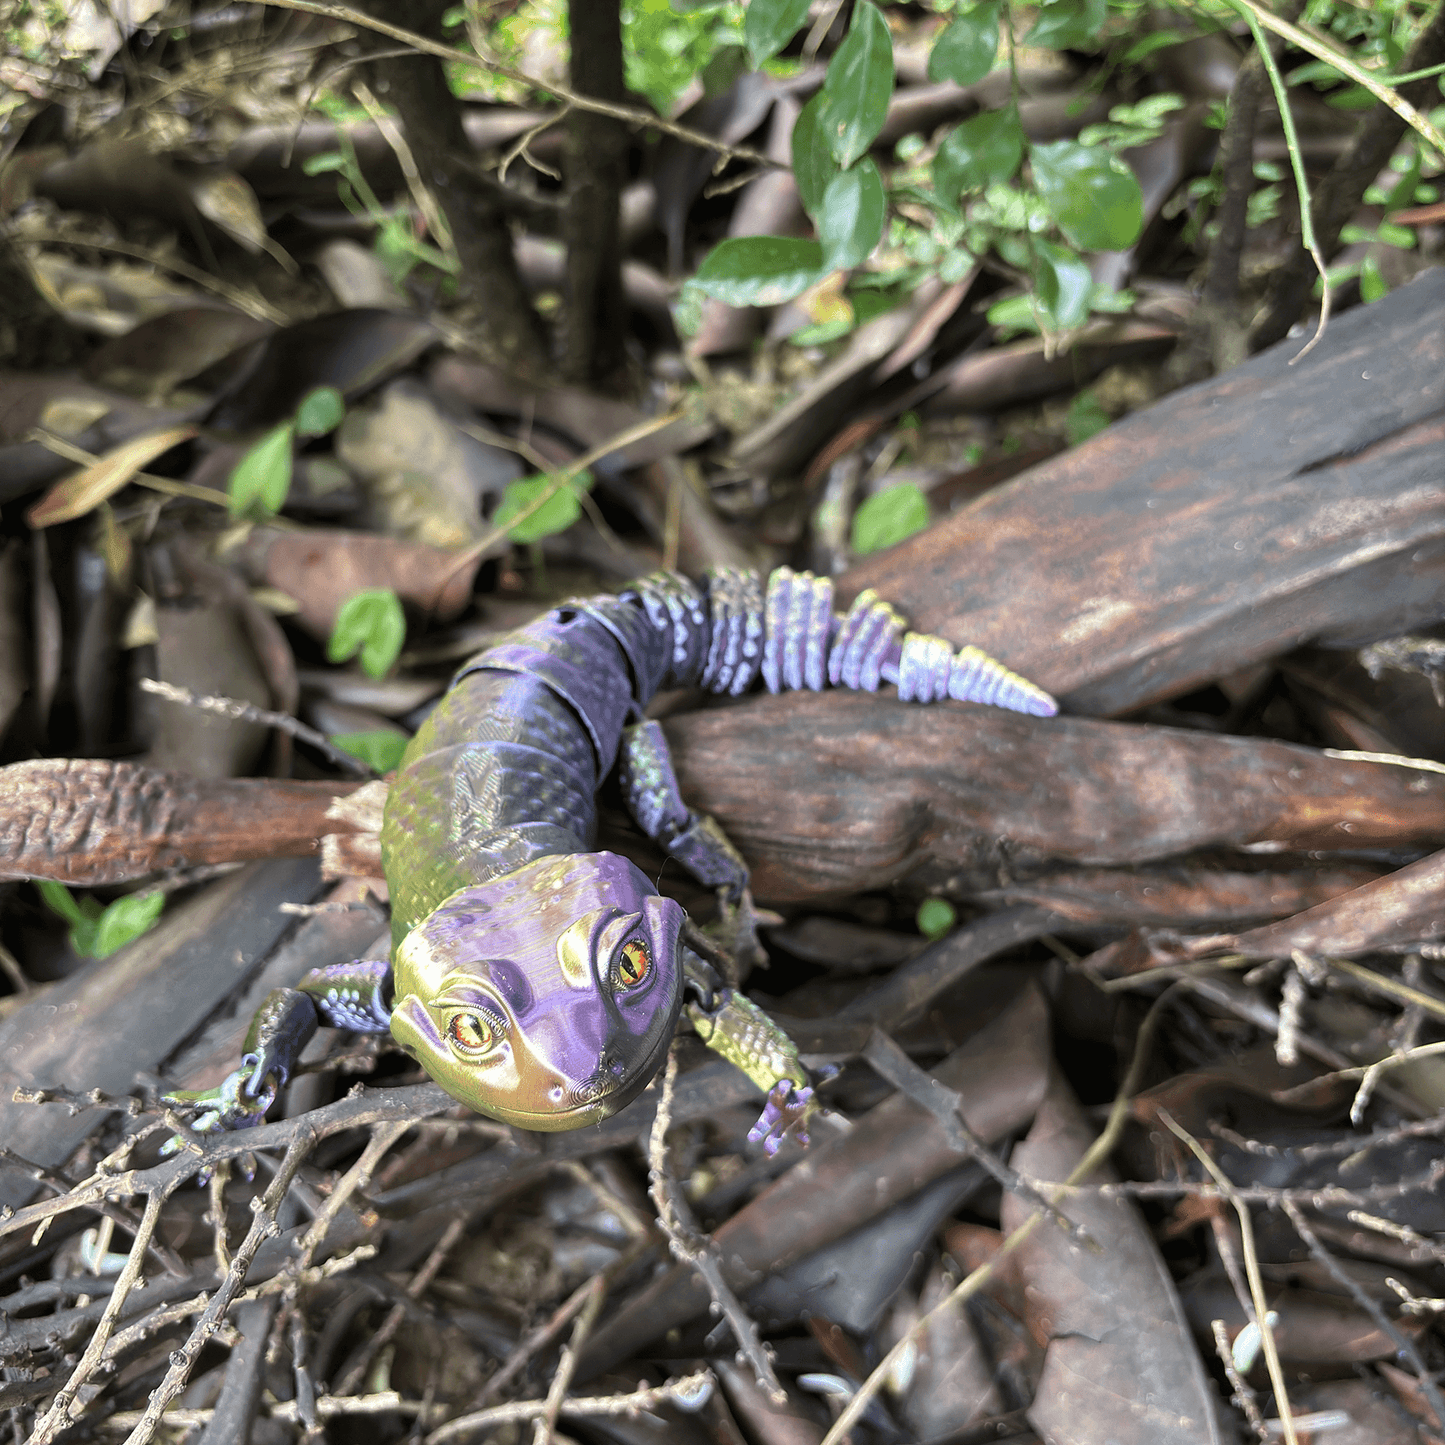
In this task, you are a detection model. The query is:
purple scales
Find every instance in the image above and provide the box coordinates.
[166,568,1055,1150]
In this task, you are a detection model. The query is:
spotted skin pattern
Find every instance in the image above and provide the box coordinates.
[166,569,1055,1142]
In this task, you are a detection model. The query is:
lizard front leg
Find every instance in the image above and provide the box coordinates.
[165,959,393,1134]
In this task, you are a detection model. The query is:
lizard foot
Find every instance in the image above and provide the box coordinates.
[705,886,781,976]
[161,1056,277,1151]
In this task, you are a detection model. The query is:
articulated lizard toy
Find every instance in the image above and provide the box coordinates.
[168,568,1055,1152]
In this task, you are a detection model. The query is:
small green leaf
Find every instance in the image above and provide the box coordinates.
[1025,0,1106,50]
[1031,140,1143,251]
[37,879,86,925]
[228,421,294,516]
[821,0,894,169]
[916,897,956,939]
[1033,238,1092,329]
[1359,254,1388,303]
[927,2,1000,87]
[933,108,1024,204]
[691,236,826,306]
[493,469,594,543]
[851,482,930,555]
[92,892,165,959]
[818,159,886,271]
[792,92,841,216]
[330,729,410,774]
[294,386,345,439]
[301,151,348,176]
[328,588,406,679]
[986,293,1041,337]
[1065,388,1111,445]
[744,0,811,68]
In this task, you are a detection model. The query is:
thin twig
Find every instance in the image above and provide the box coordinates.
[120,1127,318,1445]
[138,677,376,776]
[28,1189,172,1444]
[647,1043,785,1404]
[424,1370,713,1444]
[819,982,1181,1445]
[1230,0,1330,363]
[335,1211,469,1395]
[1160,1113,1297,1445]
[254,0,780,168]
[1211,1317,1269,1442]
[1280,1197,1445,1432]
[861,1029,1088,1244]
[532,1274,605,1445]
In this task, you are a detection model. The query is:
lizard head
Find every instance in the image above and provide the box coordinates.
[388,852,685,1130]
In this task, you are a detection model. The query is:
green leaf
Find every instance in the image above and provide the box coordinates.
[927,2,999,87]
[821,0,894,169]
[1359,254,1388,303]
[330,729,410,774]
[933,108,1024,204]
[493,469,594,543]
[328,588,406,679]
[37,879,87,925]
[1024,0,1106,50]
[818,159,886,270]
[294,386,345,439]
[916,897,956,939]
[228,421,294,516]
[1030,140,1143,251]
[1065,388,1111,445]
[91,891,165,959]
[744,0,811,68]
[851,482,930,555]
[1032,238,1092,329]
[986,293,1041,337]
[301,151,348,176]
[691,236,826,306]
[792,92,841,216]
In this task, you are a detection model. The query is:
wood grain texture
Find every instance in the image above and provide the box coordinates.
[661,690,1445,901]
[0,759,366,884]
[839,267,1445,716]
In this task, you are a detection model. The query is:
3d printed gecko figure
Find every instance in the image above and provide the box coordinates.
[168,568,1056,1153]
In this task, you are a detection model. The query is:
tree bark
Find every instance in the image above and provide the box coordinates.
[561,0,631,387]
[359,0,551,379]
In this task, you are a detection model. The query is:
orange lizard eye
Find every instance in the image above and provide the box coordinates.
[616,938,651,989]
[448,1012,499,1054]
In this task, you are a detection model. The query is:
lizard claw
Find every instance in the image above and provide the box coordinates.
[747,1079,816,1155]
[707,886,780,974]
[162,1056,277,1150]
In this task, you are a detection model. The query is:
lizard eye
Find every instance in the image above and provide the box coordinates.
[615,937,651,990]
[447,1011,502,1055]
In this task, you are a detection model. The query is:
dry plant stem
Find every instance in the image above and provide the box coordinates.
[119,1127,318,1445]
[647,1043,786,1405]
[436,407,685,589]
[335,1211,468,1396]
[1210,1317,1269,1442]
[861,1029,1088,1244]
[1230,0,1330,364]
[819,983,1183,1445]
[1224,0,1445,152]
[28,430,233,510]
[16,230,290,322]
[138,677,375,776]
[471,1246,646,1407]
[350,77,455,257]
[1280,1197,1445,1430]
[289,1119,411,1277]
[424,1370,714,1444]
[1249,0,1445,349]
[28,1188,171,1443]
[254,0,779,170]
[1160,1113,1296,1445]
[0,1083,456,1246]
[1325,955,1445,1022]
[532,1274,606,1445]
